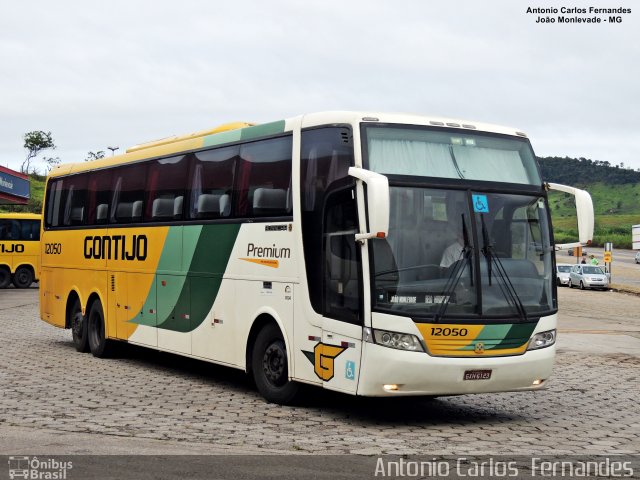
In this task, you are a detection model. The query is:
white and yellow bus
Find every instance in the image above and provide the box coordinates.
[0,212,41,288]
[40,112,593,403]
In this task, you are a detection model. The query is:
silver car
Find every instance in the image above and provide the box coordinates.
[568,265,609,290]
[556,263,572,286]
[635,251,640,264]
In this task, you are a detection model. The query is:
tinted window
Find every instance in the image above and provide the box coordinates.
[45,179,64,227]
[236,136,292,218]
[62,174,89,226]
[87,170,113,225]
[300,127,354,314]
[0,220,40,241]
[189,146,238,219]
[146,155,188,221]
[111,163,147,223]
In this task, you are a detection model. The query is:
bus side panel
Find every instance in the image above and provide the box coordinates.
[12,240,40,279]
[191,277,237,366]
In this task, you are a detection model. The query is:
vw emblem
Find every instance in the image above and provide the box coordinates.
[475,342,485,354]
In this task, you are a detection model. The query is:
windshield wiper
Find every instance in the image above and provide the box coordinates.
[434,214,473,322]
[480,215,528,322]
[448,146,465,179]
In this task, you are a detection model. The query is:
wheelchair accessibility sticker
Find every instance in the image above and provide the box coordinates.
[345,361,356,380]
[472,194,489,213]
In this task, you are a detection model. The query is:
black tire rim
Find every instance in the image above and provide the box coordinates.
[262,341,287,387]
[16,271,31,286]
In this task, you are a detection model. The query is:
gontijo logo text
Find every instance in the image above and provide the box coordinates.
[83,234,148,261]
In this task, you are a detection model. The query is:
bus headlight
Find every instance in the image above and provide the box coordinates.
[371,329,424,352]
[527,329,556,350]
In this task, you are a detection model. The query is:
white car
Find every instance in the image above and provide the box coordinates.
[568,264,609,291]
[635,251,640,264]
[556,263,572,286]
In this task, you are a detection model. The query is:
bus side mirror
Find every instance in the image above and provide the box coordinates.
[348,167,389,241]
[546,182,594,250]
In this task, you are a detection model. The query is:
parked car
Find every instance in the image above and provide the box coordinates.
[556,263,572,286]
[568,264,609,290]
[635,251,640,264]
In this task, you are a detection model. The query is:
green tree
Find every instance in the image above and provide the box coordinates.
[22,130,55,173]
[85,151,106,161]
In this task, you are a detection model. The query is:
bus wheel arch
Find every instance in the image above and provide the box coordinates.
[66,290,89,353]
[246,313,300,404]
[12,264,35,288]
[0,265,10,289]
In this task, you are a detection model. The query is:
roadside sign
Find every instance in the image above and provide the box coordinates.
[604,251,612,263]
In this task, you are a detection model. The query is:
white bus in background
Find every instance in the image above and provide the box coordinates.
[633,224,640,251]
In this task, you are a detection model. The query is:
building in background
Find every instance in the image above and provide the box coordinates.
[0,166,30,205]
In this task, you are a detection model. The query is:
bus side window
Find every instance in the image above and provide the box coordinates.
[45,179,65,228]
[87,169,112,226]
[146,155,188,222]
[189,146,238,220]
[236,136,292,218]
[110,163,147,224]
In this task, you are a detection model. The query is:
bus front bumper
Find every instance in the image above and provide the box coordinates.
[356,342,555,397]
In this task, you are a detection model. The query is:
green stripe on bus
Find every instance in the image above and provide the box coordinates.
[458,324,512,351]
[203,129,242,148]
[155,223,240,332]
[239,121,286,141]
[489,323,537,350]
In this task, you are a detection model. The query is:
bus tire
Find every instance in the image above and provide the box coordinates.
[87,300,111,358]
[12,266,33,288]
[0,268,10,289]
[70,298,89,353]
[251,323,300,404]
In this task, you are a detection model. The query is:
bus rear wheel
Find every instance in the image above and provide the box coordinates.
[0,268,10,289]
[251,323,300,404]
[87,301,111,358]
[12,266,33,288]
[70,298,89,353]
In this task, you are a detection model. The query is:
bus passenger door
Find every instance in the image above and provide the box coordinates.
[320,188,363,395]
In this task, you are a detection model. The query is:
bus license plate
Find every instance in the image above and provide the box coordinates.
[463,369,492,380]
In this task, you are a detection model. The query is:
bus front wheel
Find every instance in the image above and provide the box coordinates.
[12,266,33,288]
[70,298,89,353]
[251,323,300,404]
[88,301,111,358]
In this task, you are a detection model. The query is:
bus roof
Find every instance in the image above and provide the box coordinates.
[0,212,41,220]
[47,111,529,179]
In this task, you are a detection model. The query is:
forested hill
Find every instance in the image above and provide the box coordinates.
[537,156,640,185]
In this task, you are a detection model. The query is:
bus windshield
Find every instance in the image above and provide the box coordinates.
[371,187,554,320]
[364,125,541,185]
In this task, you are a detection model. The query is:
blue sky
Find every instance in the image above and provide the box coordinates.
[1,0,638,172]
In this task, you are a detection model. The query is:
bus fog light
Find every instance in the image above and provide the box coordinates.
[527,329,556,350]
[373,329,424,352]
[383,384,400,391]
[532,379,545,386]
